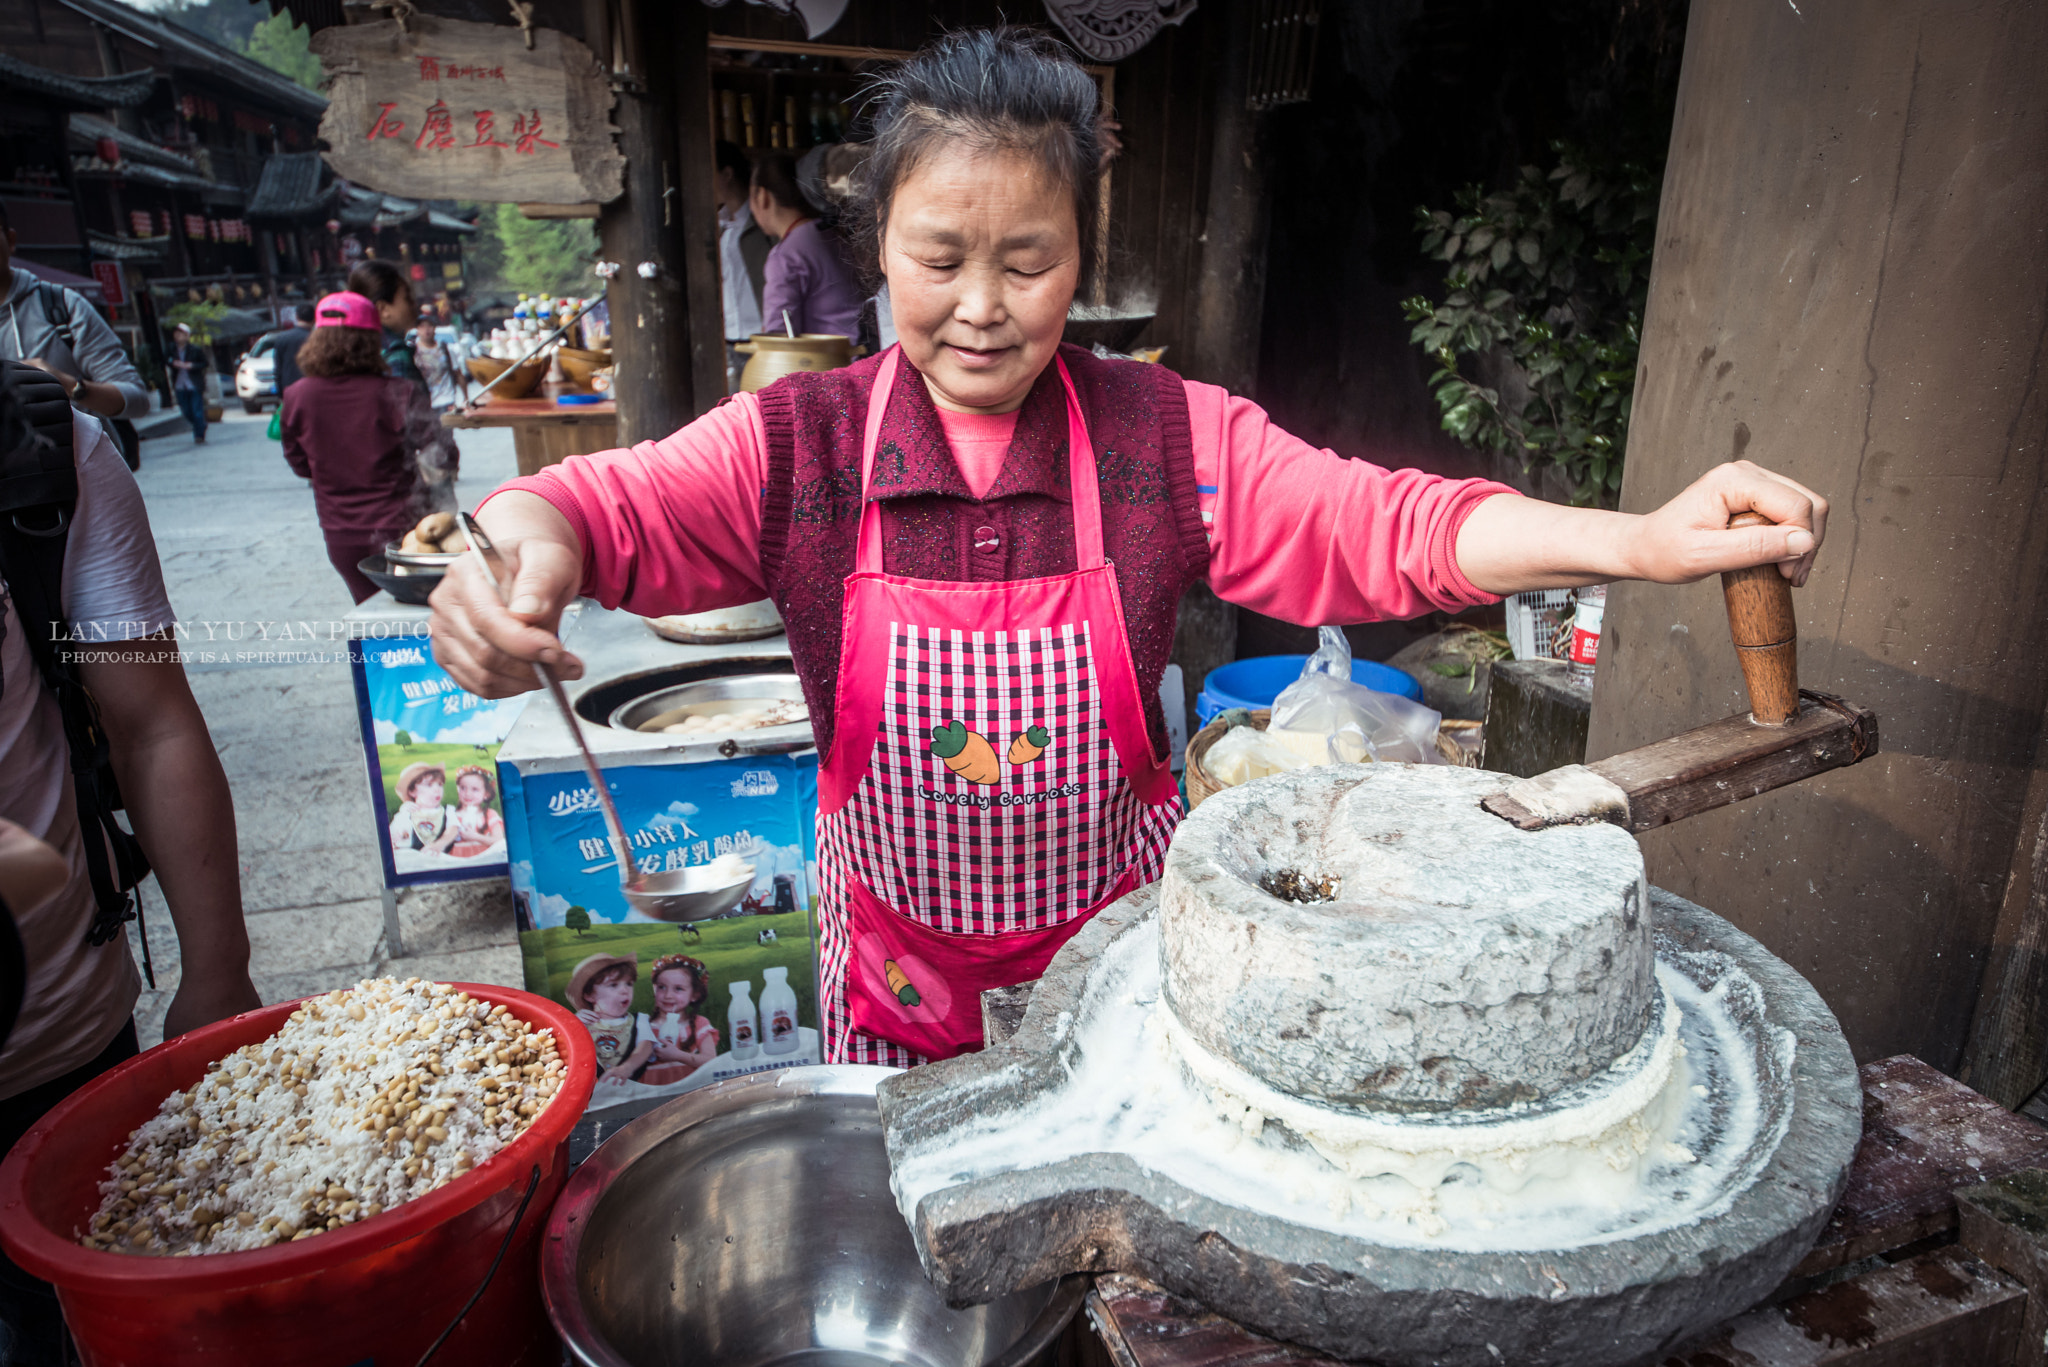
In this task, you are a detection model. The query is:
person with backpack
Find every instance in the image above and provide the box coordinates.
[0,202,150,467]
[0,360,257,1363]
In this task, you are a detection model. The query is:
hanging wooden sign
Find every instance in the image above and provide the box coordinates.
[311,15,624,206]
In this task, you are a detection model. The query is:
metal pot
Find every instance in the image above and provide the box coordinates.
[544,1066,1085,1367]
[607,674,812,756]
[737,333,852,392]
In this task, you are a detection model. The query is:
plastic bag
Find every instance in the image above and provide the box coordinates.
[1267,627,1447,765]
[1205,725,1316,787]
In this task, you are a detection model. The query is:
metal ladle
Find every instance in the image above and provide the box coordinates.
[456,513,755,922]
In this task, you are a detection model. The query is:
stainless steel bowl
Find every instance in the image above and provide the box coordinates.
[384,541,466,574]
[608,674,811,748]
[544,1066,1084,1367]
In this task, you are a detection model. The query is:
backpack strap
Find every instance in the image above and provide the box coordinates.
[0,361,154,981]
[35,281,78,355]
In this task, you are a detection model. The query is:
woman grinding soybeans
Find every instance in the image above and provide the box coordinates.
[430,29,1829,1070]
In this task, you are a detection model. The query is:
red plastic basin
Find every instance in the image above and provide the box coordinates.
[0,981,595,1367]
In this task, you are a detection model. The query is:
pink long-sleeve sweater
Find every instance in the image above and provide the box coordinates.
[485,378,1515,625]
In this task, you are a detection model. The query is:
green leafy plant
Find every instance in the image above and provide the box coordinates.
[244,11,323,91]
[161,299,228,345]
[565,906,591,938]
[1402,145,1660,507]
[484,203,598,299]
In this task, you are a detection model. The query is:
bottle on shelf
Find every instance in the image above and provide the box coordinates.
[720,89,740,145]
[1568,583,1607,688]
[784,96,801,148]
[741,94,757,148]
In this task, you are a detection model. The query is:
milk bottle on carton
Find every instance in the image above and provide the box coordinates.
[761,966,798,1054]
[728,980,760,1061]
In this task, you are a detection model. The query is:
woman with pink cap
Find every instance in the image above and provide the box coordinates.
[279,291,460,602]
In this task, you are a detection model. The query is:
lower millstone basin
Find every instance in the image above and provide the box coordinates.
[892,907,1780,1251]
[877,764,1863,1367]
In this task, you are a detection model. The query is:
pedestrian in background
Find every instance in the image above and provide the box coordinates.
[0,201,150,468]
[348,260,459,490]
[346,260,424,390]
[164,323,209,444]
[413,316,468,410]
[714,140,769,390]
[280,292,457,604]
[271,301,317,397]
[750,153,863,341]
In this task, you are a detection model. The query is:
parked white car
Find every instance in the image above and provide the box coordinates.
[233,333,282,413]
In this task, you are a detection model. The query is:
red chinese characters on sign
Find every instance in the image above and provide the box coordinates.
[366,102,407,140]
[370,101,561,156]
[414,100,455,151]
[511,109,559,155]
[418,56,508,81]
[467,110,511,150]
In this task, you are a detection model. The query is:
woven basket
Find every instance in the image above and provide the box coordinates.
[1436,719,1483,767]
[1184,709,1271,811]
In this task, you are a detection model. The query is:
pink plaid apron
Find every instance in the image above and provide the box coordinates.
[814,348,1181,1066]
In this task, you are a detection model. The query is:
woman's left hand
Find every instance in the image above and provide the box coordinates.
[1625,460,1829,586]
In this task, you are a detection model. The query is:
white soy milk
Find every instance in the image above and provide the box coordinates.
[889,916,1792,1254]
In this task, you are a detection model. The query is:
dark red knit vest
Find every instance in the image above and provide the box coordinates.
[755,343,1208,760]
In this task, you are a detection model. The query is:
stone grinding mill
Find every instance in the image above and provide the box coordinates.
[876,530,1881,1366]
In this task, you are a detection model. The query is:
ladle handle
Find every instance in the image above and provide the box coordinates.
[1720,510,1799,726]
[457,513,640,887]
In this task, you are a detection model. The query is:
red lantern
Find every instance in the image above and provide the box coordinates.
[95,136,120,165]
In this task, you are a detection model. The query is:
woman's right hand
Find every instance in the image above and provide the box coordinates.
[427,492,587,698]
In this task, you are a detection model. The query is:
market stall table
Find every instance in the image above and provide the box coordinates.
[442,389,618,476]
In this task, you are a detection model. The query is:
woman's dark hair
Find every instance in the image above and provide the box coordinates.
[716,139,751,184]
[750,153,820,219]
[296,326,388,378]
[346,259,410,308]
[854,27,1101,287]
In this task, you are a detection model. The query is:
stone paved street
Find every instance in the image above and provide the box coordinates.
[123,404,528,1047]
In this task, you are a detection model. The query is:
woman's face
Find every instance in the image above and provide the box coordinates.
[653,969,697,1014]
[883,145,1080,415]
[379,285,418,333]
[457,773,487,806]
[591,969,634,1017]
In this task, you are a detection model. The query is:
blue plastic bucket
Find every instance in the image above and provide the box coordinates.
[1194,654,1422,728]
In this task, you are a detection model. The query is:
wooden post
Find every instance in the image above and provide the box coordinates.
[1584,0,2048,1074]
[598,0,697,446]
[1182,0,1269,397]
[670,0,727,421]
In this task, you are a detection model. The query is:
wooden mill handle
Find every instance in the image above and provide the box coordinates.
[1721,510,1800,725]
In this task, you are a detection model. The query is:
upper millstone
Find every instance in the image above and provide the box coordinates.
[1159,764,1653,1113]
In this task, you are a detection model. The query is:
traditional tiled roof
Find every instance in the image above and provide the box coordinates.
[52,0,327,121]
[69,113,204,174]
[0,52,158,109]
[246,151,334,220]
[87,230,170,261]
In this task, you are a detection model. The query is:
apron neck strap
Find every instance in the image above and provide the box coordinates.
[856,347,1104,574]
